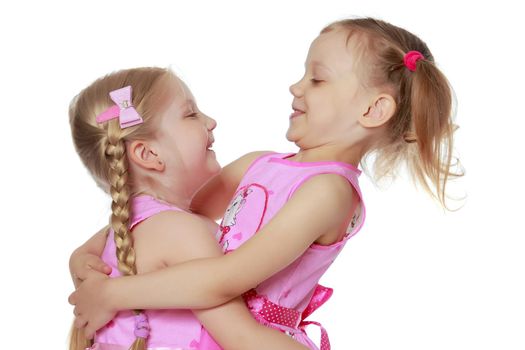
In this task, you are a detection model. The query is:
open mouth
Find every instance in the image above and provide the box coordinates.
[290,107,305,119]
[207,137,215,150]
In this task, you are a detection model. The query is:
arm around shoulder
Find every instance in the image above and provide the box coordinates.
[191,151,273,220]
[108,174,356,310]
[215,173,357,297]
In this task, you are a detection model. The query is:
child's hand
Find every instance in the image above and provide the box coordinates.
[69,251,111,288]
[68,270,116,339]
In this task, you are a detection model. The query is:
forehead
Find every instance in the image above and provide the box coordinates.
[155,76,196,121]
[306,29,359,72]
[168,77,195,106]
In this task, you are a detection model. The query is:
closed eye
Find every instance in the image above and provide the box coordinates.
[310,78,323,84]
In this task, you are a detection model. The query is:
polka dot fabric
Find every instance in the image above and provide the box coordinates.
[243,286,332,350]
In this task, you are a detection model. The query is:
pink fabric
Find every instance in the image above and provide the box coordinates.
[87,343,187,350]
[95,85,143,128]
[243,289,302,327]
[243,284,332,350]
[216,153,366,349]
[95,195,220,350]
[403,50,424,72]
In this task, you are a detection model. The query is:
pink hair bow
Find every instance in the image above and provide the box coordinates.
[95,86,143,128]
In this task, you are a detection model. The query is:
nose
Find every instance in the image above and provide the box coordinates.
[289,78,303,97]
[206,115,217,131]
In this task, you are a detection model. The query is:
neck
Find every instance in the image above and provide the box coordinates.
[293,143,367,166]
[132,178,197,211]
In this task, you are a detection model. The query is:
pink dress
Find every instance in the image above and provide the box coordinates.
[216,153,366,350]
[92,195,221,350]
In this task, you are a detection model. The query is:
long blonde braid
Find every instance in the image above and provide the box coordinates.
[69,67,175,350]
[105,121,146,350]
[106,122,136,276]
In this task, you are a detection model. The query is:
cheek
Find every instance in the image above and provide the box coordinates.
[307,90,334,114]
[173,127,201,147]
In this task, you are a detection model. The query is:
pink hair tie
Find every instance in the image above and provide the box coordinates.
[403,50,424,72]
[133,312,150,339]
[95,85,143,129]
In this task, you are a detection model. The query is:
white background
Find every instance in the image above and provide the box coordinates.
[1,1,524,349]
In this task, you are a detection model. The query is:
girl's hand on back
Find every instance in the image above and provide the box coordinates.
[69,226,112,288]
[69,270,114,339]
[70,252,111,288]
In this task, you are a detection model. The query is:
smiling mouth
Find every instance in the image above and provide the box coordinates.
[207,135,215,149]
[290,108,305,119]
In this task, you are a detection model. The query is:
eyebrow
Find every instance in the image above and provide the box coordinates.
[181,99,197,110]
[306,60,331,71]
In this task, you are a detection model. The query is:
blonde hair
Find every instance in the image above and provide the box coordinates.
[322,18,463,208]
[68,67,176,350]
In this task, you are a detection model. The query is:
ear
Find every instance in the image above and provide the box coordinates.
[127,140,165,171]
[359,94,396,128]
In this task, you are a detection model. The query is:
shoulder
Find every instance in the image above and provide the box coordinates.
[286,173,358,227]
[143,210,217,243]
[297,174,359,245]
[133,210,222,264]
[295,173,357,205]
[150,209,214,231]
[225,151,274,174]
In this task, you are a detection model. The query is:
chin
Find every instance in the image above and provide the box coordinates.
[285,131,299,144]
[208,161,222,175]
[285,129,294,141]
[211,165,221,176]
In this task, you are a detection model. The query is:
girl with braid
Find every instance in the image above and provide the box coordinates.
[70,17,462,349]
[68,67,308,350]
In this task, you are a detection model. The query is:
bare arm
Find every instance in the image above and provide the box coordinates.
[191,151,271,220]
[195,300,308,350]
[69,225,111,288]
[71,174,356,314]
[141,212,308,349]
[74,211,308,348]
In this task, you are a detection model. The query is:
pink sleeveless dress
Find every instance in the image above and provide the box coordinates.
[216,153,366,350]
[92,195,221,350]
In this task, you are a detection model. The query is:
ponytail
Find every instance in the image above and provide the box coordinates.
[407,59,461,208]
[323,18,463,209]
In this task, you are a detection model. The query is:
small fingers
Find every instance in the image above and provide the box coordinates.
[97,262,112,275]
[86,255,111,275]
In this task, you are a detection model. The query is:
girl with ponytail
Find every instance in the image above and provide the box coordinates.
[70,18,462,349]
[68,67,308,350]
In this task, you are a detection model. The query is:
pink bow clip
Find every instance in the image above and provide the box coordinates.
[95,86,143,128]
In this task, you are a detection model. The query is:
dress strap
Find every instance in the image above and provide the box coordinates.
[300,284,333,350]
[299,320,331,350]
[301,284,333,320]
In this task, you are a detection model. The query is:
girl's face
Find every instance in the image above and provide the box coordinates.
[153,78,220,189]
[287,29,374,152]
